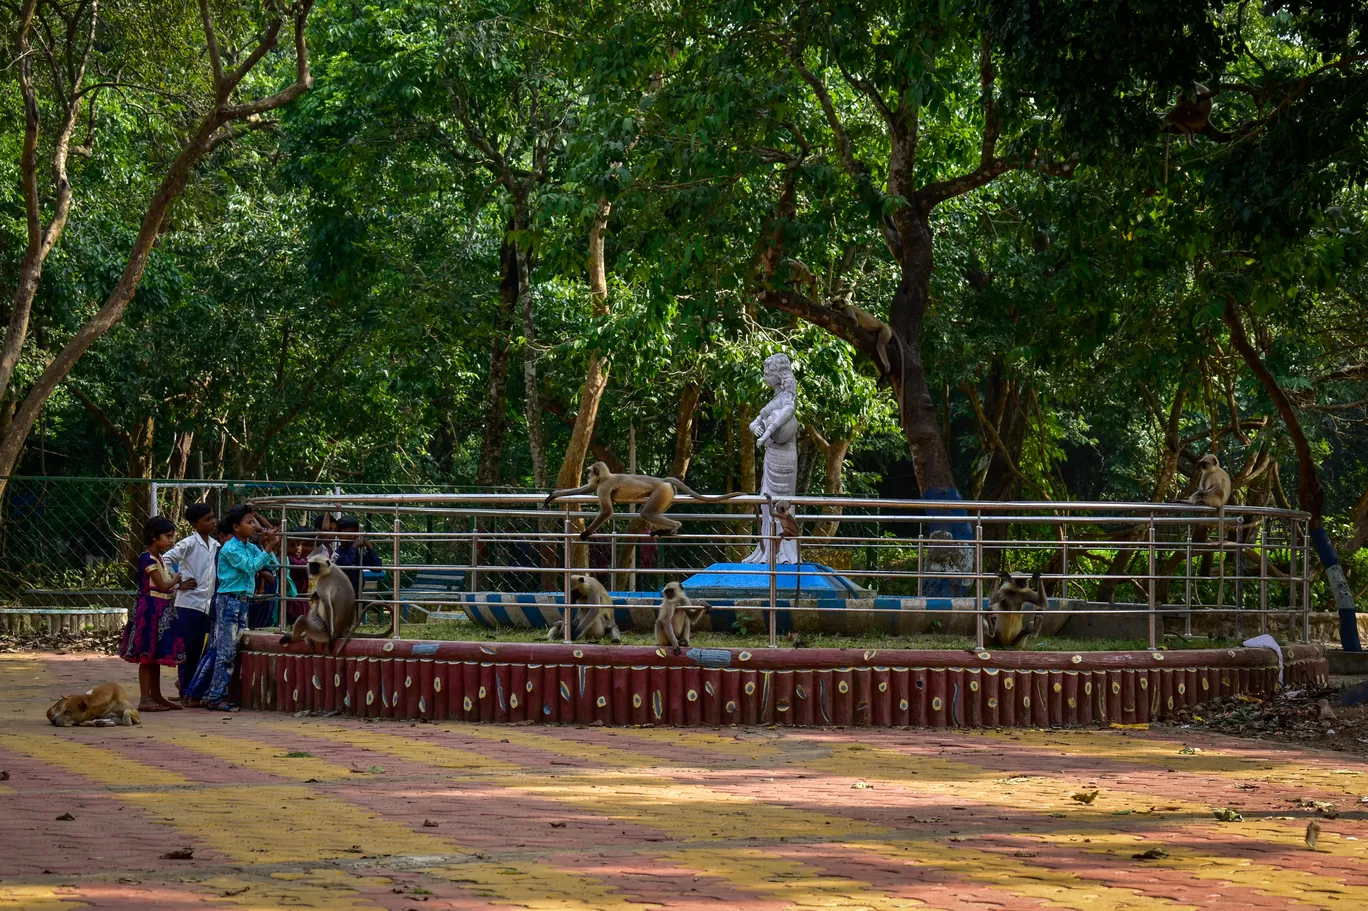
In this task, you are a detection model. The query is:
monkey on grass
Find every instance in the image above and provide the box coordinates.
[543,461,745,540]
[655,581,709,654]
[985,570,1048,649]
[547,573,621,644]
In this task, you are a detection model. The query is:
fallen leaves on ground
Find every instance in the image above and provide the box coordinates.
[1165,685,1368,756]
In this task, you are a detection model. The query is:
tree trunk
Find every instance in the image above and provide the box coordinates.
[888,215,957,496]
[978,367,1027,502]
[810,433,850,538]
[475,235,519,487]
[519,247,546,489]
[668,382,702,479]
[553,199,613,492]
[1224,296,1357,648]
[0,1,316,498]
[123,416,155,567]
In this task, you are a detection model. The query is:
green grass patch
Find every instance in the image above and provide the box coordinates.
[357,617,1164,651]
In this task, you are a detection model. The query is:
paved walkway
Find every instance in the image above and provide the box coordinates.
[2,653,1366,910]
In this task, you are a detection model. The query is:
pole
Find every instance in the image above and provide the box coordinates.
[768,498,778,649]
[562,507,572,644]
[1234,518,1245,639]
[391,510,401,639]
[469,515,479,594]
[1258,521,1268,636]
[1147,521,1157,650]
[279,507,289,634]
[1183,536,1193,637]
[974,519,984,651]
[1302,520,1312,644]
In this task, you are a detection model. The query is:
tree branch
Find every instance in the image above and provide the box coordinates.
[219,1,315,120]
[68,383,132,455]
[199,0,224,94]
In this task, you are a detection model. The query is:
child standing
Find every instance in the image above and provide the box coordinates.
[186,503,278,712]
[287,531,312,624]
[120,516,187,712]
[163,503,219,707]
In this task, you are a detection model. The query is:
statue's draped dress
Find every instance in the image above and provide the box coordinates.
[743,390,801,565]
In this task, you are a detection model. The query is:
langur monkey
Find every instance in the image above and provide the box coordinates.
[655,581,709,653]
[280,544,396,651]
[772,500,801,539]
[842,304,895,376]
[985,570,1048,649]
[1183,453,1231,508]
[1163,83,1225,147]
[544,461,745,539]
[547,573,621,644]
[1178,452,1233,609]
[282,544,357,652]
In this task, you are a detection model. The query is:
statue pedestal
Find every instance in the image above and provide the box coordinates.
[681,562,865,601]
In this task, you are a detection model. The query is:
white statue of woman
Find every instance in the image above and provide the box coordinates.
[743,353,801,565]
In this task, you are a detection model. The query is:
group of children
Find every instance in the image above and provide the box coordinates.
[119,503,382,713]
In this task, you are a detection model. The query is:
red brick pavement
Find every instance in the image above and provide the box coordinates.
[1,652,1364,910]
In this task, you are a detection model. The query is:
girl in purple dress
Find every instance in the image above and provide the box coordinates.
[120,516,188,712]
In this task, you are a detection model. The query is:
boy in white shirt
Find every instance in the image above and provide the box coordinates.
[163,503,219,705]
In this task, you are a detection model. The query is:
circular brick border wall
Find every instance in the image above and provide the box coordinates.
[239,635,1326,729]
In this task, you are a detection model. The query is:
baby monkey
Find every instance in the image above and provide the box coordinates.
[544,461,745,540]
[985,570,1048,649]
[655,581,710,654]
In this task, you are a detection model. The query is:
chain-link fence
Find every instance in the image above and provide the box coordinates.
[0,477,474,606]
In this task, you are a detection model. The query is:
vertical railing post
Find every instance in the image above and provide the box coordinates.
[1147,520,1157,650]
[391,509,401,639]
[279,507,289,634]
[1287,517,1298,636]
[1258,521,1268,636]
[469,515,479,594]
[1234,518,1245,639]
[916,522,924,598]
[1183,535,1193,637]
[767,500,778,649]
[562,507,572,644]
[974,520,984,651]
[1060,534,1070,604]
[1301,519,1312,643]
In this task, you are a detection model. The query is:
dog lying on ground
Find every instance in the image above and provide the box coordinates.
[46,682,141,726]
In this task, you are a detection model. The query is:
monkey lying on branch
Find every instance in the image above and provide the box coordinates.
[543,461,745,540]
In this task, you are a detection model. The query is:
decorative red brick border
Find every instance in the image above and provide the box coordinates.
[239,635,1326,728]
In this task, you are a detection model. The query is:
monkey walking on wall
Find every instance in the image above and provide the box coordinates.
[985,570,1049,649]
[655,581,710,654]
[543,462,746,540]
[547,574,621,644]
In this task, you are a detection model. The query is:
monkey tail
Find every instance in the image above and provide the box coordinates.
[666,479,748,501]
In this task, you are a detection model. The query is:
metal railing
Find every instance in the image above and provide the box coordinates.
[248,492,1316,650]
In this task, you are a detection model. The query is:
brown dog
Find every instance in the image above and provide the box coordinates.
[47,683,141,727]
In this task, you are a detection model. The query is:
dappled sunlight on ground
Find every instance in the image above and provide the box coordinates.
[1,652,1365,909]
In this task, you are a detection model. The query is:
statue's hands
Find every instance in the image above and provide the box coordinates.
[756,430,772,449]
[748,418,764,437]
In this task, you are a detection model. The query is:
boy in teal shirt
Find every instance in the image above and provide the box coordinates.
[185,503,278,712]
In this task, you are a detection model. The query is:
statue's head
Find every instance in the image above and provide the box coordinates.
[762,353,796,393]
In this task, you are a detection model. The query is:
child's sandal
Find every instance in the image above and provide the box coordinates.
[204,701,239,713]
